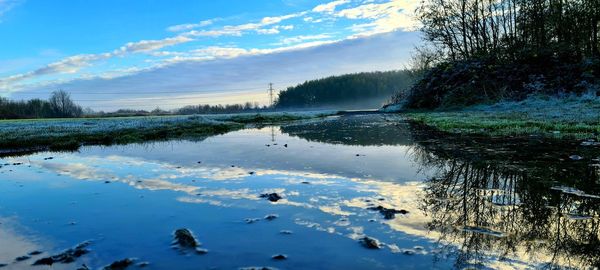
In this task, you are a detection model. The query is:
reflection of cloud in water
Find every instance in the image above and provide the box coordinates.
[319,205,354,216]
[130,178,199,193]
[0,217,42,268]
[20,150,570,269]
[176,197,228,207]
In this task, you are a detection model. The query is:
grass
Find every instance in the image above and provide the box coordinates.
[405,94,600,139]
[0,111,335,154]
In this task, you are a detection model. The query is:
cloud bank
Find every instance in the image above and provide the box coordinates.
[13,31,419,110]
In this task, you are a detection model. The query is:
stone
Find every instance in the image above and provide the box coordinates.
[32,241,91,266]
[260,193,283,202]
[271,254,287,260]
[368,206,409,219]
[173,228,199,248]
[264,214,278,221]
[102,258,134,270]
[359,236,381,249]
[15,256,30,262]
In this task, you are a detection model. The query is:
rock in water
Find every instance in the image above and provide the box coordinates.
[260,193,283,202]
[245,218,261,224]
[32,241,91,266]
[102,258,134,270]
[359,236,381,249]
[173,228,199,248]
[264,214,278,221]
[271,254,287,260]
[32,257,54,265]
[15,256,30,262]
[368,206,408,219]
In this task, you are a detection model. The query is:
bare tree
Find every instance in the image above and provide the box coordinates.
[49,90,82,118]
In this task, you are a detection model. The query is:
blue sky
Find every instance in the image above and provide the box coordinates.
[0,0,420,110]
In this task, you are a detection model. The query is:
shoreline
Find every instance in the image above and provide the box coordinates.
[0,111,334,156]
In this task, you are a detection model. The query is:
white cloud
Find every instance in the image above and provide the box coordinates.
[336,0,420,36]
[167,19,215,32]
[0,0,21,21]
[261,12,304,24]
[116,35,193,54]
[191,47,250,59]
[0,35,194,91]
[313,0,349,13]
[0,53,111,89]
[12,31,418,110]
[185,12,304,38]
[256,27,280,35]
[256,25,294,35]
[279,34,333,45]
[0,0,419,95]
[304,16,324,23]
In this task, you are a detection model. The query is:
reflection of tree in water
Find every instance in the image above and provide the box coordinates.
[411,130,600,269]
[281,115,600,268]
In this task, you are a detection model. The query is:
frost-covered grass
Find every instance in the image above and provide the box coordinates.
[406,94,600,139]
[0,111,335,153]
[209,110,336,124]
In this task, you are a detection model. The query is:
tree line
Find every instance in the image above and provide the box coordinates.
[274,70,417,109]
[419,0,599,61]
[398,0,600,109]
[0,90,83,119]
[0,90,272,119]
[174,102,269,115]
[80,102,270,117]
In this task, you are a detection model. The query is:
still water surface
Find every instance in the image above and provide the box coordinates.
[0,115,598,269]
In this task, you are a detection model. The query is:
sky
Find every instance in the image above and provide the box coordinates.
[0,0,421,110]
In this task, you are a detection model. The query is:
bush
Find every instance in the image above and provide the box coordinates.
[404,53,600,110]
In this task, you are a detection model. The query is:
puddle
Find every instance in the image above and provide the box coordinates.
[0,114,598,269]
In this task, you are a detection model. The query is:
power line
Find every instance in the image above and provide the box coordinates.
[72,95,269,102]
[77,98,270,108]
[14,87,263,96]
[11,81,295,95]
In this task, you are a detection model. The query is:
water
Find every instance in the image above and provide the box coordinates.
[0,115,598,269]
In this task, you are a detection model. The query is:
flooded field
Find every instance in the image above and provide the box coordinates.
[0,114,598,269]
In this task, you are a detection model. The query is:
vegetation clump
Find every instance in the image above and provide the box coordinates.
[405,56,600,109]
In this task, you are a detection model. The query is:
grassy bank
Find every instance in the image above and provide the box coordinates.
[0,111,333,154]
[405,94,600,139]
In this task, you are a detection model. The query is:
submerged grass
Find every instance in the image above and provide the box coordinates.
[0,111,334,154]
[405,94,600,139]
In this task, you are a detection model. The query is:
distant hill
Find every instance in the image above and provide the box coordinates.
[274,70,416,109]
